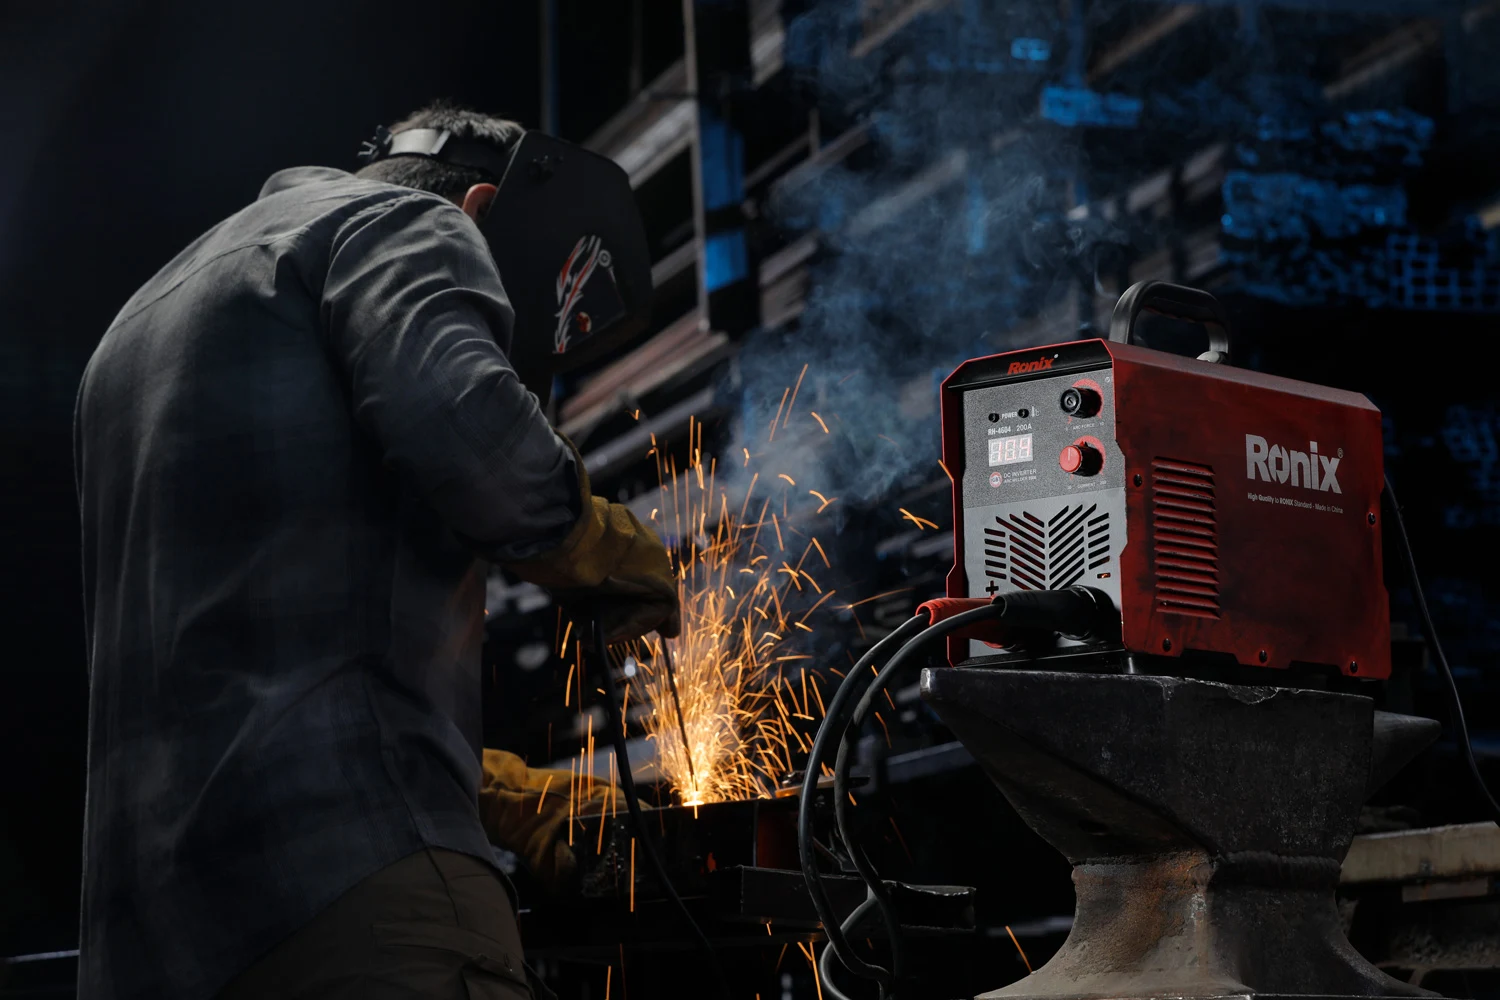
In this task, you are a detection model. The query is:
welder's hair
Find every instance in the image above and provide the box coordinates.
[354,101,525,201]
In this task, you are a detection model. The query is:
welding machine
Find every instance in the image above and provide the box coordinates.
[798,282,1497,1000]
[939,280,1389,679]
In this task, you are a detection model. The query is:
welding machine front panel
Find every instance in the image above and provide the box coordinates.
[956,349,1126,662]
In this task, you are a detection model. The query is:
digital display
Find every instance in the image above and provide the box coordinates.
[988,433,1033,466]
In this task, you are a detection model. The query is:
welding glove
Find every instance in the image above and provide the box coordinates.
[477,748,625,895]
[500,436,681,642]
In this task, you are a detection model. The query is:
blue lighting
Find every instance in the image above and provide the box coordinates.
[698,108,745,213]
[966,171,987,255]
[1040,86,1142,128]
[1010,38,1050,62]
[1221,171,1408,243]
[704,230,749,292]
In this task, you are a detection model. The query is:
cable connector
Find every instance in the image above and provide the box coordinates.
[997,586,1119,641]
[916,587,1118,644]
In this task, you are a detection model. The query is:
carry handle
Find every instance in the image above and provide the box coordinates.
[1108,280,1232,364]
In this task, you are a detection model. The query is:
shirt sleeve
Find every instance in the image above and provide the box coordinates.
[321,191,580,562]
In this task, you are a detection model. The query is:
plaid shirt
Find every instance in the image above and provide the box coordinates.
[73,167,578,1000]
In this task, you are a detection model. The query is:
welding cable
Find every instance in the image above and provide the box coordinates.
[831,603,1011,982]
[798,615,931,994]
[818,895,882,1000]
[842,588,1118,762]
[589,621,735,999]
[832,586,1117,981]
[1382,476,1500,823]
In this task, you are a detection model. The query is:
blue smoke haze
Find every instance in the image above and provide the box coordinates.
[729,0,1126,510]
[723,2,1500,516]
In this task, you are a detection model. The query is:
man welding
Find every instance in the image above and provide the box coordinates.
[73,103,677,1000]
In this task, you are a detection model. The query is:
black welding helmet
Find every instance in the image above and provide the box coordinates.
[356,125,653,406]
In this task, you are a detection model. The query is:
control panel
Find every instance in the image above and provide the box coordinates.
[956,359,1125,645]
[959,364,1121,510]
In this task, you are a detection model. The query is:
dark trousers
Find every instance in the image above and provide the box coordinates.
[218,848,531,999]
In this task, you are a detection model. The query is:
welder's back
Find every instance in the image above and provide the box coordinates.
[73,167,577,1000]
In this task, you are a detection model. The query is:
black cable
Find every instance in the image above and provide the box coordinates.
[798,616,930,992]
[1382,475,1500,823]
[828,586,1118,991]
[819,895,882,1000]
[589,621,734,998]
[831,604,1008,983]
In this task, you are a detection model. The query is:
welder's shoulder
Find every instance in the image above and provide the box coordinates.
[256,167,468,234]
[236,167,467,255]
[181,167,462,262]
[259,165,449,210]
[108,168,470,326]
[254,167,491,266]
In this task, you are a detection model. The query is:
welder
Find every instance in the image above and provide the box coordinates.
[72,103,676,1000]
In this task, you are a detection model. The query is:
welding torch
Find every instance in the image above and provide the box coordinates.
[660,637,698,793]
[587,619,732,998]
[798,587,1117,998]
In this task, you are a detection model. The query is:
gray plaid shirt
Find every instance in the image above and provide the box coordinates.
[73,167,578,1000]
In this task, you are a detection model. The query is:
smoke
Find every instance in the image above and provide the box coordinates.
[724,0,1435,514]
[726,0,1131,512]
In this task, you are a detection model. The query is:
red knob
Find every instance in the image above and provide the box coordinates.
[1060,442,1103,476]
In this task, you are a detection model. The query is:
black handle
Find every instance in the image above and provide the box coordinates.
[1108,280,1232,364]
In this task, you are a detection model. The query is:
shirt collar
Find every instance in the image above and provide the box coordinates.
[257,166,353,200]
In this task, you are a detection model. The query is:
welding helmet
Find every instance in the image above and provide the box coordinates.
[356,125,653,407]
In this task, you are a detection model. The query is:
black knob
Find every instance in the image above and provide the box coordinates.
[1060,386,1101,418]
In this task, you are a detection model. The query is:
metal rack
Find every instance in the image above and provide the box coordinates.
[503,0,1495,572]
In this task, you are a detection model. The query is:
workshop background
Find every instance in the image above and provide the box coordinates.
[3,0,1499,997]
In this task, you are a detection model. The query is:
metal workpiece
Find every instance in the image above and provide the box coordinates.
[521,798,975,959]
[920,668,1442,1000]
[574,798,800,903]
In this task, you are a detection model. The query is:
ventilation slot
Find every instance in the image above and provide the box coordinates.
[1009,511,1047,590]
[982,526,1007,583]
[983,503,1111,591]
[1151,459,1220,619]
[1087,510,1111,571]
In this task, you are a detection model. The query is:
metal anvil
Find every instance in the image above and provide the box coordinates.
[921,669,1441,1000]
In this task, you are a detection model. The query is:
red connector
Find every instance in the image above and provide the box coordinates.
[916,597,1010,643]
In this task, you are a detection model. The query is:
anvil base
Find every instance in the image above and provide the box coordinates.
[921,669,1441,1000]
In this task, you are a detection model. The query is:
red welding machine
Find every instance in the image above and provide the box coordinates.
[941,281,1389,679]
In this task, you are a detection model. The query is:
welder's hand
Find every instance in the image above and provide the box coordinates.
[551,503,681,642]
[500,437,681,642]
[477,749,625,895]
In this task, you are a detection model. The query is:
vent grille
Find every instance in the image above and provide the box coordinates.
[1151,459,1220,619]
[983,503,1111,592]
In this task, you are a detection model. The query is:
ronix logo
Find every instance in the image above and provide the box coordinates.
[1245,434,1341,493]
[1006,358,1054,375]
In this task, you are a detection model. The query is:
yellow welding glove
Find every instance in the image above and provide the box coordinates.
[477,748,624,894]
[501,437,681,642]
